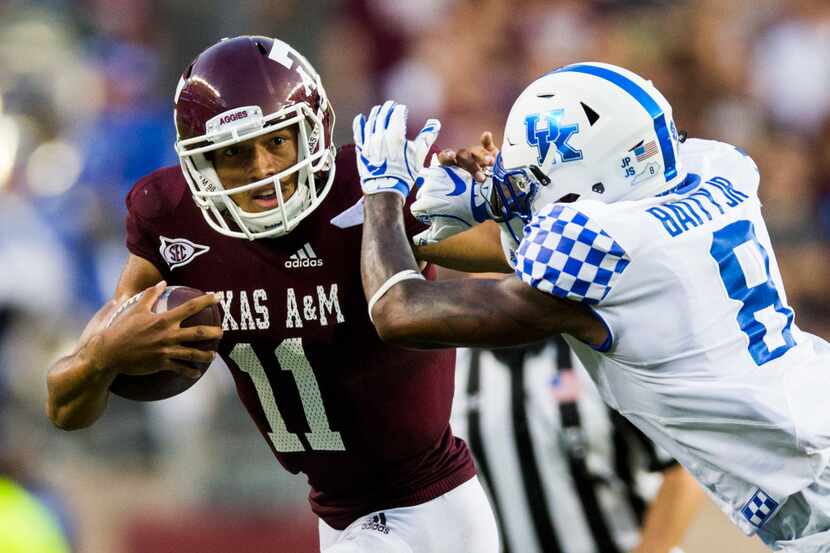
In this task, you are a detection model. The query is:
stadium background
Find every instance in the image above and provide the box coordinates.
[1,0,828,551]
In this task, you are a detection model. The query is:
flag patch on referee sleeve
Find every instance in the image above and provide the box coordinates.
[514,204,630,304]
[740,489,779,529]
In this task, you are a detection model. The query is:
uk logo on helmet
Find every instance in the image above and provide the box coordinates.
[159,236,210,270]
[525,109,582,165]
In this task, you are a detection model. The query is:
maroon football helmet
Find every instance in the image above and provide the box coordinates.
[174,36,336,239]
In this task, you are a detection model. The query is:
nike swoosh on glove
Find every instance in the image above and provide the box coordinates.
[352,100,441,200]
[411,160,495,246]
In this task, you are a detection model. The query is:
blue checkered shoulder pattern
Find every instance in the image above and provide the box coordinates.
[741,489,779,529]
[515,204,631,304]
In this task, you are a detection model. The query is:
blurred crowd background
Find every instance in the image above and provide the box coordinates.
[0,0,828,551]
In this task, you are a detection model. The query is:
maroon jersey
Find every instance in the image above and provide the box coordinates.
[125,145,475,529]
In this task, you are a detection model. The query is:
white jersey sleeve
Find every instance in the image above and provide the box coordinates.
[520,139,830,537]
[515,203,631,304]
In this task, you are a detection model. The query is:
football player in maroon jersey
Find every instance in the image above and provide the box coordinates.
[46,36,501,552]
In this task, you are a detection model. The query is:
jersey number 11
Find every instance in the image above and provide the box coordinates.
[229,339,346,452]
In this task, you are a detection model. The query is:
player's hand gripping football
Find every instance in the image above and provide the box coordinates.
[353,100,441,200]
[94,281,222,379]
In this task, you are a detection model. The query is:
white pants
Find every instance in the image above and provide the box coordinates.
[758,464,830,551]
[319,476,500,553]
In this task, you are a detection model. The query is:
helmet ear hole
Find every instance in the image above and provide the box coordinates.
[557,193,580,203]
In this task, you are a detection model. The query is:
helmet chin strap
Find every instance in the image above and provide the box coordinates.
[282,181,309,215]
[498,218,525,268]
[192,152,226,194]
[245,180,310,234]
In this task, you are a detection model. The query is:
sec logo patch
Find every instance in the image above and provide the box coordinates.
[159,236,210,270]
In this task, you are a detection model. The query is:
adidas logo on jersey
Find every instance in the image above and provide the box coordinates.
[285,243,324,268]
[361,512,390,535]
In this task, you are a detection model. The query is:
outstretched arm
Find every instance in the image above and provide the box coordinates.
[413,221,511,273]
[361,193,606,349]
[355,102,606,349]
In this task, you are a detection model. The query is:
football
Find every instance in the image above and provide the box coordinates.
[108,286,221,401]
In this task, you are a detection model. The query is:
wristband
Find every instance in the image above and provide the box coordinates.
[368,269,425,323]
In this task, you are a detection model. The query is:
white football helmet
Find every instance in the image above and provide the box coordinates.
[492,62,687,224]
[174,36,336,240]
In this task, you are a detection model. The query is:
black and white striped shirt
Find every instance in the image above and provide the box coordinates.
[452,337,677,553]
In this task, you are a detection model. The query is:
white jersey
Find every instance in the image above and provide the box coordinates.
[513,138,830,536]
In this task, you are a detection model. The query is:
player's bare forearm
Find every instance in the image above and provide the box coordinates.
[374,278,551,348]
[633,466,704,553]
[414,221,512,273]
[46,333,117,430]
[46,299,121,430]
[362,194,512,347]
[362,193,422,297]
[46,266,141,430]
[362,194,605,348]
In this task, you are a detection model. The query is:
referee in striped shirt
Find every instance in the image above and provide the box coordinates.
[452,337,704,553]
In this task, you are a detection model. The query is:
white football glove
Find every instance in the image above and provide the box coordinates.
[410,160,495,246]
[352,100,441,200]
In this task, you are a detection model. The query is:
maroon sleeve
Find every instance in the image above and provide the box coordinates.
[125,209,166,274]
[124,168,186,276]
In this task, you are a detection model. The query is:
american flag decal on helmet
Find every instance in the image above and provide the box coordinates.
[632,140,658,162]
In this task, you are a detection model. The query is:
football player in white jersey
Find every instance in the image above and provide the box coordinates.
[353,65,830,551]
